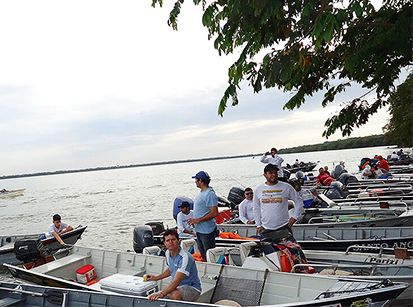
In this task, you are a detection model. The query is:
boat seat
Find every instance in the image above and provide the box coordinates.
[31,254,90,274]
[197,282,216,303]
[318,194,337,207]
[206,247,228,264]
[209,266,268,306]
[180,239,198,254]
[206,247,240,266]
[142,246,161,256]
[239,241,258,264]
[0,297,25,307]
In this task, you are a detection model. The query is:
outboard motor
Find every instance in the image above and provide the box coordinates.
[281,169,291,180]
[14,239,41,262]
[133,225,154,253]
[227,187,245,206]
[145,222,165,236]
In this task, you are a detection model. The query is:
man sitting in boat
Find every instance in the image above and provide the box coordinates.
[46,214,73,245]
[147,229,202,302]
[316,167,334,186]
[389,151,400,161]
[176,201,195,236]
[376,155,390,173]
[238,187,255,224]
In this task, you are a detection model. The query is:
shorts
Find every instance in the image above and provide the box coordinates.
[177,285,201,301]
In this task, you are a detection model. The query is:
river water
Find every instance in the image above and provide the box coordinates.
[0,146,401,253]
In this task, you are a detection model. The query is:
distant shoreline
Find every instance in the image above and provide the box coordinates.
[1,134,393,180]
[0,154,258,180]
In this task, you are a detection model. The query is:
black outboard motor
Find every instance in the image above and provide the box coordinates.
[227,187,245,206]
[282,169,291,180]
[145,222,165,236]
[133,225,154,253]
[14,239,41,262]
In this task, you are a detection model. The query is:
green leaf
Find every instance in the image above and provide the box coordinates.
[353,2,363,18]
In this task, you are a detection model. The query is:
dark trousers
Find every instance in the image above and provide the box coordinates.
[196,230,216,261]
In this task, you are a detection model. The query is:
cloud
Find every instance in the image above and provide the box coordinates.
[0,1,392,175]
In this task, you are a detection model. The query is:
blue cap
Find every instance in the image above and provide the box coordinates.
[192,171,210,181]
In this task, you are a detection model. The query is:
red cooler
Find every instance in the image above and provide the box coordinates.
[76,264,97,284]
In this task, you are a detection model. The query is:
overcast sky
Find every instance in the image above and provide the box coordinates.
[0,0,401,175]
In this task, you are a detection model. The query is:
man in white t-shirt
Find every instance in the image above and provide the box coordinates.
[238,187,255,224]
[253,164,303,240]
[260,148,284,178]
[176,202,195,236]
[46,214,73,245]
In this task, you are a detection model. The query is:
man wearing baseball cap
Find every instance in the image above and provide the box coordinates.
[177,201,195,236]
[188,171,218,261]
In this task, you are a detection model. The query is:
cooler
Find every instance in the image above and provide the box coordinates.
[99,273,158,296]
[76,264,97,284]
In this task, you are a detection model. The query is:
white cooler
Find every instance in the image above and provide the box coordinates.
[100,274,158,296]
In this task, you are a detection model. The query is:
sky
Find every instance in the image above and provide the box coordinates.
[0,0,401,175]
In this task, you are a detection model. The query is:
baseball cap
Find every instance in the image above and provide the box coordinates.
[192,171,210,181]
[178,201,190,208]
[264,164,279,173]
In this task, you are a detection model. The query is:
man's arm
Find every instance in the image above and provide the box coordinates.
[238,200,248,224]
[146,268,171,282]
[253,190,263,233]
[51,232,66,245]
[147,268,174,301]
[176,213,185,233]
[189,206,218,225]
[288,187,304,227]
[260,153,269,163]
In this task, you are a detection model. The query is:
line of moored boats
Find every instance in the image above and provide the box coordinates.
[1,159,413,306]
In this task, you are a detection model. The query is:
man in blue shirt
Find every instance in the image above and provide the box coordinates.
[188,171,218,261]
[147,229,201,301]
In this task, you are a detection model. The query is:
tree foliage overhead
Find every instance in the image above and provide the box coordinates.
[152,0,412,138]
[383,73,413,147]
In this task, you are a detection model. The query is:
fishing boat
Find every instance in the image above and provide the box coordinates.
[283,162,318,173]
[0,189,25,199]
[0,226,87,265]
[0,278,407,307]
[202,241,413,306]
[3,245,409,306]
[214,225,413,252]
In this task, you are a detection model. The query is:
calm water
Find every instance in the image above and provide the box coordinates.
[0,146,401,253]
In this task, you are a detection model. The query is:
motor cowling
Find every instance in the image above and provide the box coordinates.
[145,222,165,236]
[227,187,245,206]
[133,225,154,253]
[14,239,41,262]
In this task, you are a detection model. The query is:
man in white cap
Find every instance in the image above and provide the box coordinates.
[188,171,218,261]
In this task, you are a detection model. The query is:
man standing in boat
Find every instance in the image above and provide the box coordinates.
[147,229,201,301]
[188,171,218,261]
[254,164,303,240]
[46,214,73,245]
[260,148,285,180]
